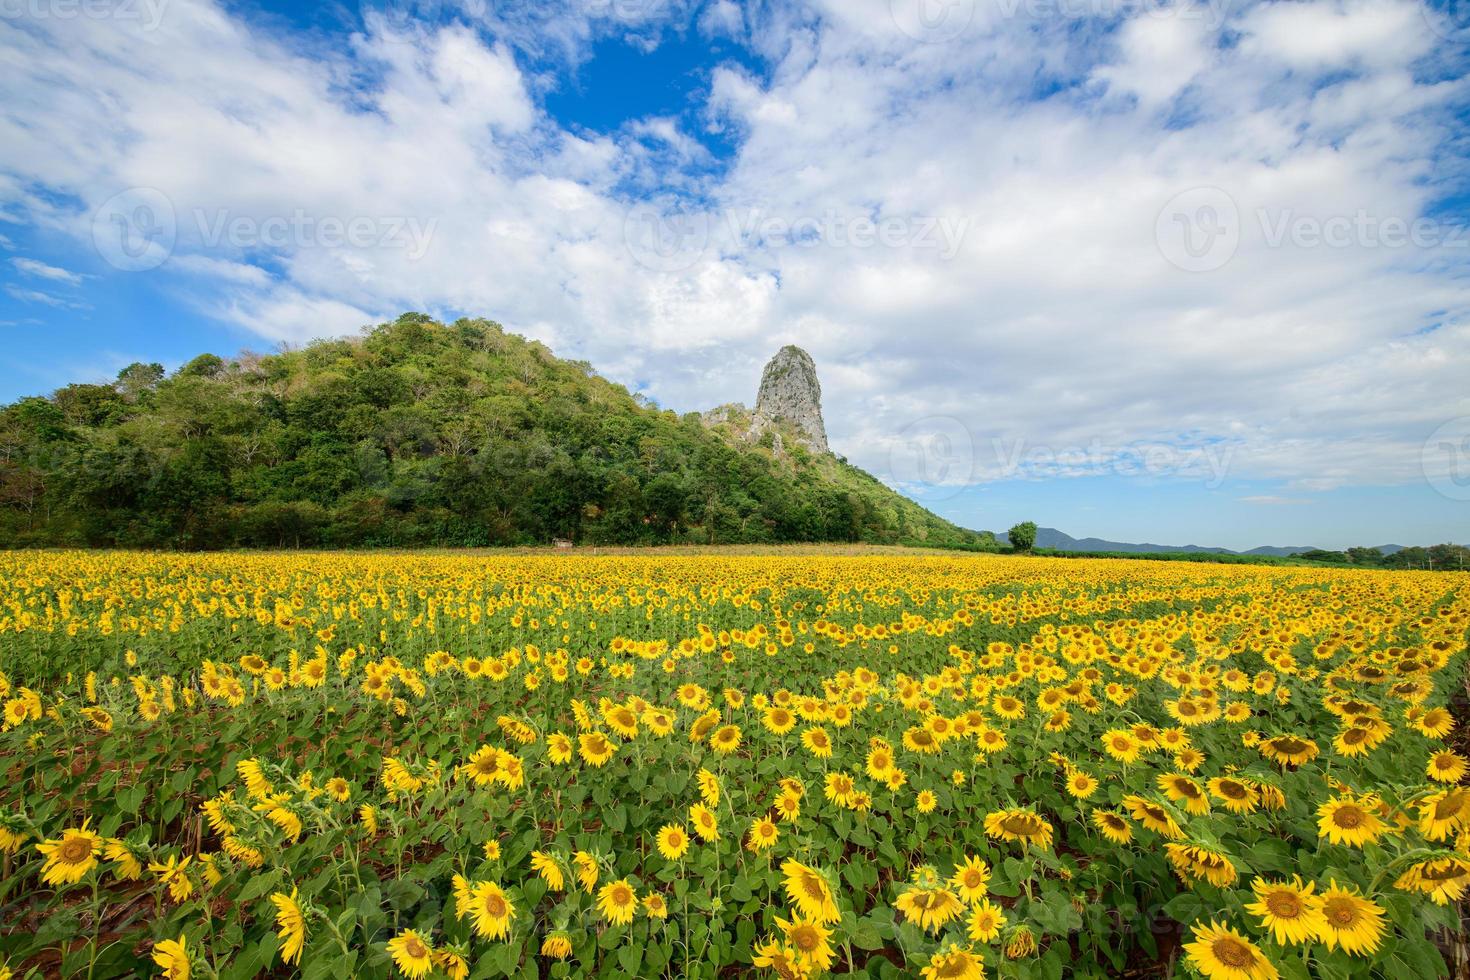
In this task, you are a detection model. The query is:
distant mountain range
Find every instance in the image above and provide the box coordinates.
[997,527,1407,557]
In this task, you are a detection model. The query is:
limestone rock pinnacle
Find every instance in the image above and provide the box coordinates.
[752,345,829,454]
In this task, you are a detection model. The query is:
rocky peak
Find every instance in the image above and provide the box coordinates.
[753,345,829,454]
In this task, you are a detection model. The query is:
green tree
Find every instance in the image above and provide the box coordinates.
[1008,521,1038,553]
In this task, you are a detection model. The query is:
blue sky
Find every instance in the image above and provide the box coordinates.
[2,0,1469,550]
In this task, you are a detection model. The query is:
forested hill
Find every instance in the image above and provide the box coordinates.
[0,313,987,550]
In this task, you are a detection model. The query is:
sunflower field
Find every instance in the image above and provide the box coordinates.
[0,550,1467,980]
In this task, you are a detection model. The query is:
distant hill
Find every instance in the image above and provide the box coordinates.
[998,527,1408,558]
[0,314,986,550]
[999,526,1283,555]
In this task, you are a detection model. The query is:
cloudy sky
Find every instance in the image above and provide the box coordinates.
[2,0,1468,549]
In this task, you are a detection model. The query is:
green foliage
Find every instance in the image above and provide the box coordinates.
[1008,521,1038,553]
[0,314,986,551]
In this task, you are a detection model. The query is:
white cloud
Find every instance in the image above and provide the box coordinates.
[12,257,84,285]
[0,0,1465,501]
[1093,14,1212,108]
[5,285,89,309]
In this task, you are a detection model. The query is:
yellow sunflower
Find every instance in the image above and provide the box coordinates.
[1243,877,1325,946]
[530,850,566,891]
[1427,751,1468,784]
[1316,881,1386,956]
[776,914,835,972]
[801,726,833,759]
[469,881,516,940]
[151,935,190,980]
[967,898,1008,943]
[597,878,639,926]
[1394,856,1470,905]
[577,731,616,767]
[949,855,991,904]
[1258,734,1318,767]
[656,823,690,861]
[710,724,742,755]
[270,888,308,966]
[781,860,840,924]
[540,930,574,959]
[387,929,435,979]
[1183,920,1279,980]
[574,851,599,893]
[1316,796,1388,847]
[922,943,985,980]
[1092,808,1133,845]
[896,879,967,933]
[746,817,779,853]
[1122,795,1183,840]
[983,808,1054,850]
[35,823,102,886]
[689,803,719,842]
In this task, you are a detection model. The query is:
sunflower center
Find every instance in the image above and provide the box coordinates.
[1434,791,1468,820]
[484,894,506,917]
[1323,898,1357,927]
[1000,814,1040,835]
[405,937,428,958]
[1211,937,1255,969]
[612,886,632,905]
[792,926,819,951]
[1421,864,1467,882]
[1218,781,1247,799]
[59,837,94,863]
[1332,806,1364,828]
[934,957,968,978]
[1265,892,1302,918]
